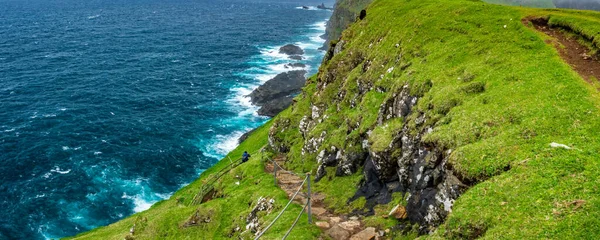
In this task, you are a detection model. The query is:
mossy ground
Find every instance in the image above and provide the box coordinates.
[68,0,600,239]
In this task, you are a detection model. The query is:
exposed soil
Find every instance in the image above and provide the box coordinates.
[523,17,600,89]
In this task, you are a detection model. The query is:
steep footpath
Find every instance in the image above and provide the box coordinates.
[67,0,600,239]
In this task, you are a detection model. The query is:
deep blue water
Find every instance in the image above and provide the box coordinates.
[0,0,331,238]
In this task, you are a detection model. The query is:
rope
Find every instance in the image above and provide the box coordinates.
[254,176,308,240]
[282,201,308,240]
[190,159,243,205]
[271,159,296,175]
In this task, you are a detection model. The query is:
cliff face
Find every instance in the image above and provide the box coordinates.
[322,0,372,49]
[271,0,600,237]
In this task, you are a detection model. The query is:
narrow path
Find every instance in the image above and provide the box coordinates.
[523,17,600,90]
[265,155,379,240]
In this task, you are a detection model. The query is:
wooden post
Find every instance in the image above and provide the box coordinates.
[273,161,278,186]
[306,173,312,224]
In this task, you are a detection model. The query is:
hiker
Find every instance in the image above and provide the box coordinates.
[242,151,250,163]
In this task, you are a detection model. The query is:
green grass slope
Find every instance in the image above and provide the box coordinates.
[269,0,600,238]
[65,121,321,239]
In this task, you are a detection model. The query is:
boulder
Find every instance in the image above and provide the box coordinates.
[329,216,342,225]
[326,225,350,240]
[350,227,377,240]
[316,221,331,229]
[279,44,304,55]
[248,70,306,117]
[257,95,294,117]
[248,70,306,106]
[388,204,407,219]
[338,220,361,232]
[238,127,257,143]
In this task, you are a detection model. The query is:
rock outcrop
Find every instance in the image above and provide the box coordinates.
[245,197,274,234]
[248,70,306,117]
[321,0,373,49]
[279,44,304,55]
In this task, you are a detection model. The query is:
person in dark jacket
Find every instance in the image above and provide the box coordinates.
[242,151,250,163]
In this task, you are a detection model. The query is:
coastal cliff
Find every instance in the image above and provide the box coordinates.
[321,0,372,49]
[67,0,600,239]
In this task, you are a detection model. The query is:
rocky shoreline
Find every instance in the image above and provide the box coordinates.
[239,44,310,143]
[247,44,308,118]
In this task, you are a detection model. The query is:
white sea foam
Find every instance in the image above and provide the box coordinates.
[229,86,256,108]
[87,14,101,19]
[311,21,327,31]
[119,178,169,213]
[50,166,71,174]
[295,6,326,11]
[203,131,246,160]
[132,197,155,212]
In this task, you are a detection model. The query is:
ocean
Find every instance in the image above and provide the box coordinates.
[0,0,332,238]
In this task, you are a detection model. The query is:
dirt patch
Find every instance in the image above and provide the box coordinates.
[523,17,600,89]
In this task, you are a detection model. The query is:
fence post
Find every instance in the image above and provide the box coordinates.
[273,161,278,186]
[306,173,312,224]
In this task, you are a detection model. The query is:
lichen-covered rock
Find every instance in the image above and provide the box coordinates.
[348,85,466,233]
[334,40,346,56]
[245,197,275,234]
[268,118,291,153]
[377,84,417,125]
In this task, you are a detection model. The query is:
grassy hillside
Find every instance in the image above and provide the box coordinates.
[270,0,600,238]
[65,122,321,239]
[68,0,600,239]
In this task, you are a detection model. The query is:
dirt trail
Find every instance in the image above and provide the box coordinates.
[265,155,380,240]
[523,17,600,90]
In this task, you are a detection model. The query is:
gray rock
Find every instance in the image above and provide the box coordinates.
[238,127,257,144]
[279,44,304,55]
[248,70,306,106]
[326,225,350,240]
[248,70,306,117]
[285,62,306,69]
[257,95,294,117]
[333,40,345,55]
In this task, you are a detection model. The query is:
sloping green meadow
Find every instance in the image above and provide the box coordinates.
[68,0,600,239]
[65,122,321,240]
[272,0,600,238]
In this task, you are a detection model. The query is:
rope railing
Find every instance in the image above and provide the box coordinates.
[271,159,296,176]
[254,175,308,240]
[282,201,308,240]
[189,159,242,205]
[189,149,262,206]
[189,149,314,239]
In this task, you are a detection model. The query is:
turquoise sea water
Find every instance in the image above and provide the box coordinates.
[0,0,331,238]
